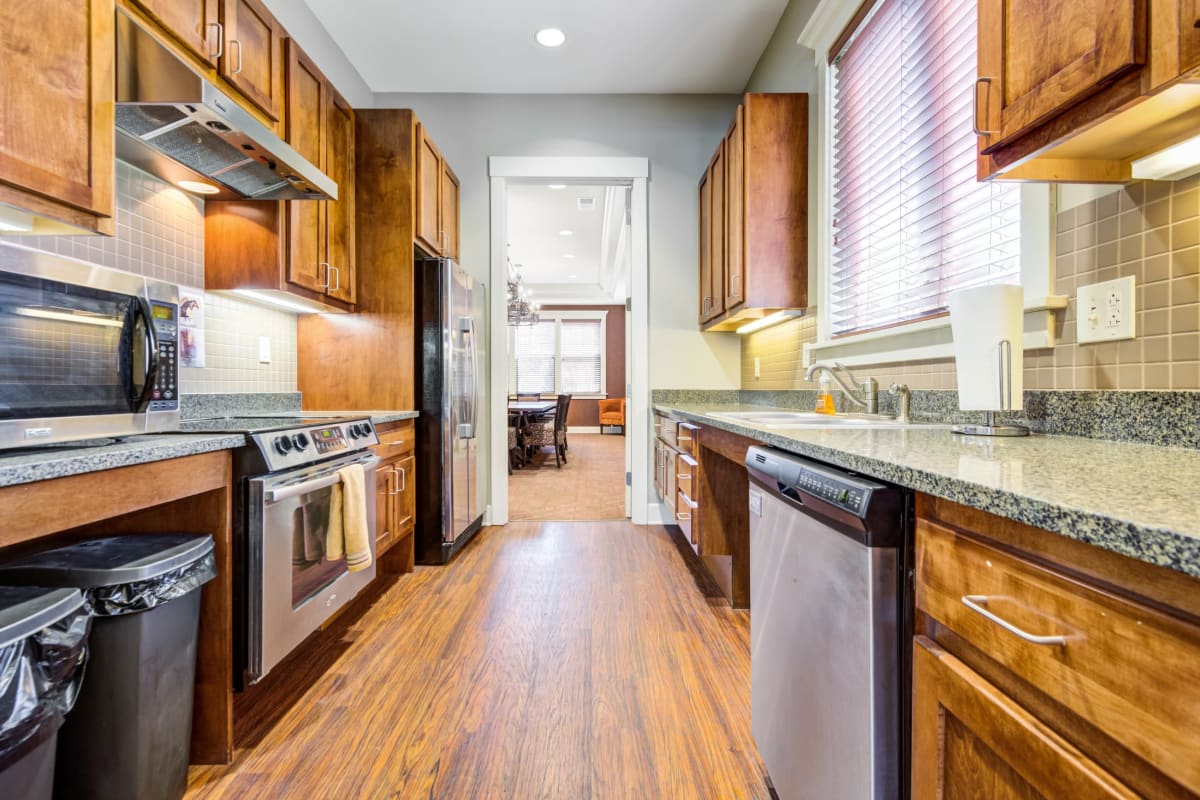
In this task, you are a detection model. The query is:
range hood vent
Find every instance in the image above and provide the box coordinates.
[115,12,336,202]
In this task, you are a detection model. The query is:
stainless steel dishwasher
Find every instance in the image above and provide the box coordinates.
[746,445,912,800]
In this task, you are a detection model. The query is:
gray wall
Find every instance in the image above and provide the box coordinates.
[375,92,744,391]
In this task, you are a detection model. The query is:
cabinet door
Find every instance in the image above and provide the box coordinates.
[707,145,727,322]
[283,40,327,295]
[220,0,284,122]
[724,105,745,311]
[977,0,1146,150]
[440,162,460,262]
[0,0,114,225]
[325,89,356,305]
[131,0,220,65]
[394,455,415,534]
[414,125,443,256]
[912,637,1136,799]
[1182,0,1200,74]
[698,172,712,323]
[375,465,394,551]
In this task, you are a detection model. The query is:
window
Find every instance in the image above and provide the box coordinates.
[829,0,1021,337]
[510,312,607,396]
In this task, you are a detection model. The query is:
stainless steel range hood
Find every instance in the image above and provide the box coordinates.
[115,11,336,201]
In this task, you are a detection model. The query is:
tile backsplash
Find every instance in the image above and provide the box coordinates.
[17,161,298,394]
[742,179,1200,392]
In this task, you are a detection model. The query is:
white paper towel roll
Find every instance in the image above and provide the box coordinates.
[949,284,1024,411]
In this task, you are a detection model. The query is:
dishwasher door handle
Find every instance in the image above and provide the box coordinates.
[961,595,1067,647]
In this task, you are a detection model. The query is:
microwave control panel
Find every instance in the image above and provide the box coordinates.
[148,301,178,410]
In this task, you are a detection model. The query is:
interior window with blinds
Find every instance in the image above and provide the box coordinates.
[512,316,606,395]
[829,0,1021,337]
[514,321,556,394]
[560,320,603,394]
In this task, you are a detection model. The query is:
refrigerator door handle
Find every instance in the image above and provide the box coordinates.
[462,315,479,439]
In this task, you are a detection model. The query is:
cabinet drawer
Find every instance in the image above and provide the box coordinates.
[374,421,414,455]
[675,453,697,500]
[654,414,678,448]
[675,490,697,544]
[676,422,699,457]
[917,520,1200,792]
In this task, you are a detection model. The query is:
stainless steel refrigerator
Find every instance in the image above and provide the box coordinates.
[414,258,486,564]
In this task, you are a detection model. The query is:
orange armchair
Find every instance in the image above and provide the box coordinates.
[598,398,626,434]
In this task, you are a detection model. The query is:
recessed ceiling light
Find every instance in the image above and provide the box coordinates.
[548,184,567,190]
[563,254,576,259]
[535,28,566,48]
[177,179,220,195]
[559,229,573,236]
[568,274,578,279]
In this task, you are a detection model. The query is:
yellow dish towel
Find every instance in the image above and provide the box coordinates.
[324,463,372,572]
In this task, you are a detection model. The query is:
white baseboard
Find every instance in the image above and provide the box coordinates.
[568,426,601,434]
[644,502,672,526]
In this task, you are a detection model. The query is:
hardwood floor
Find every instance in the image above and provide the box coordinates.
[186,521,769,799]
[509,433,627,521]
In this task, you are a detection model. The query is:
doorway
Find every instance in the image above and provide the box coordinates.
[487,157,649,526]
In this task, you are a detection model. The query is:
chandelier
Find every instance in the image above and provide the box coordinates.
[506,257,540,326]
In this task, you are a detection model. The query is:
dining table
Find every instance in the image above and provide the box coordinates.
[507,400,557,420]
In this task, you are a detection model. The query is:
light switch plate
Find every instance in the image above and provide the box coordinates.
[1077,275,1136,343]
[258,336,271,363]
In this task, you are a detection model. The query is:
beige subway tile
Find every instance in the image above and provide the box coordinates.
[1097,241,1118,267]
[1145,308,1170,335]
[1172,303,1200,332]
[1140,363,1166,389]
[1119,235,1142,264]
[1173,217,1200,250]
[1074,366,1096,389]
[1117,338,1142,363]
[1119,209,1143,238]
[1097,266,1119,283]
[1172,247,1199,277]
[1055,207,1075,234]
[1096,215,1119,244]
[1056,230,1074,255]
[1144,279,1170,309]
[1077,200,1098,225]
[1120,183,1145,211]
[1173,361,1200,389]
[1144,226,1170,257]
[1143,334,1170,362]
[1074,246,1096,274]
[1054,365,1075,388]
[1174,275,1200,305]
[1143,253,1170,282]
[1097,190,1121,219]
[1076,222,1096,250]
[1172,188,1199,221]
[1056,252,1075,277]
[1095,363,1118,388]
[1144,198,1171,229]
[1146,180,1172,204]
[1172,332,1200,361]
[1176,174,1200,192]
[1055,274,1075,295]
[1093,342,1118,364]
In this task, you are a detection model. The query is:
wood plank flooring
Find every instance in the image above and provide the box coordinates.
[509,433,627,521]
[186,521,770,799]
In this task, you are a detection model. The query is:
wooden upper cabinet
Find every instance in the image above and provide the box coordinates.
[220,0,284,122]
[284,39,328,296]
[723,106,745,311]
[1180,0,1200,73]
[699,94,807,331]
[415,126,443,257]
[325,88,356,305]
[912,637,1136,799]
[440,163,460,262]
[0,0,115,234]
[129,0,220,65]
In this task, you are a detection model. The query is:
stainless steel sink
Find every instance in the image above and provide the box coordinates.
[705,410,918,429]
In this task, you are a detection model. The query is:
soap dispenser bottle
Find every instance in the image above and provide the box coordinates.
[815,374,835,415]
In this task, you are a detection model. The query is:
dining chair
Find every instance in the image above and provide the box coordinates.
[524,393,570,467]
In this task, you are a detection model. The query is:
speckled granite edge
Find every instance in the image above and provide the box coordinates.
[653,403,1200,579]
[181,393,302,419]
[0,434,246,489]
[651,389,1200,448]
[306,410,420,425]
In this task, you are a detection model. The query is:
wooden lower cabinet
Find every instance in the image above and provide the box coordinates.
[372,421,415,574]
[912,636,1136,799]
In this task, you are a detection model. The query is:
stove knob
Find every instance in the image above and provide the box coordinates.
[359,422,373,438]
[349,424,364,439]
[273,435,293,456]
[292,432,310,450]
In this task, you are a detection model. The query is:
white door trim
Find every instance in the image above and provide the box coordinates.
[488,156,650,525]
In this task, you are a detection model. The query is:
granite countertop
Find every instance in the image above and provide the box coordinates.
[0,433,247,489]
[308,410,419,425]
[654,402,1200,579]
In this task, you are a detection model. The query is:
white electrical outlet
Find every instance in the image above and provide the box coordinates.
[258,336,271,363]
[1077,275,1136,343]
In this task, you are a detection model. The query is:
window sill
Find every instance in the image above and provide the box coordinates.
[802,296,1068,368]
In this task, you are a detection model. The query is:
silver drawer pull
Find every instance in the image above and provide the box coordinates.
[961,595,1067,647]
[676,512,691,521]
[676,474,690,479]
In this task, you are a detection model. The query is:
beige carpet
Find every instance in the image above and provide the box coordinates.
[508,433,627,520]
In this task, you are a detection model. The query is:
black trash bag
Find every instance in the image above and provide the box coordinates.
[0,603,90,770]
[86,551,217,617]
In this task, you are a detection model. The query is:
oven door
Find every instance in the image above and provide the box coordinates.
[245,451,379,683]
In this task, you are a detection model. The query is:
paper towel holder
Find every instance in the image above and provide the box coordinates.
[951,339,1030,437]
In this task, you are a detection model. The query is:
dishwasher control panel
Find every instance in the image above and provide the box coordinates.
[747,446,884,519]
[794,467,868,515]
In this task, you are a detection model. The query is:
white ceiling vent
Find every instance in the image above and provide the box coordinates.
[577,196,596,211]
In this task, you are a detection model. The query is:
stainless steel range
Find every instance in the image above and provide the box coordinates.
[183,415,380,686]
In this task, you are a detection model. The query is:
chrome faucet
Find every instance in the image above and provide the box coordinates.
[889,383,912,424]
[804,362,879,414]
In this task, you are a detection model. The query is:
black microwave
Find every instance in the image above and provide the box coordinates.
[0,242,180,449]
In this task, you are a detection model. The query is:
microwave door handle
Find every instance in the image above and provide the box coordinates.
[135,298,160,408]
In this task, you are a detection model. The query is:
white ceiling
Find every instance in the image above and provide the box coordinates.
[297,0,790,93]
[507,183,628,304]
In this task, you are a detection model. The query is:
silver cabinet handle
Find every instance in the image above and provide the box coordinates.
[676,474,691,480]
[329,265,340,293]
[961,595,1067,647]
[397,466,406,492]
[319,262,332,289]
[972,77,996,136]
[208,22,224,59]
[231,39,244,74]
[385,440,406,448]
[388,467,402,496]
[675,512,691,521]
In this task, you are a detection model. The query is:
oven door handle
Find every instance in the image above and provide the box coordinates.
[264,456,380,504]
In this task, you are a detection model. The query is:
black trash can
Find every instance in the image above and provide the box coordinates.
[0,535,216,800]
[0,586,90,800]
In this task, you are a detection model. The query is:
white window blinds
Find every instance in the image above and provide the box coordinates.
[560,320,603,394]
[514,321,555,394]
[829,0,1021,337]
